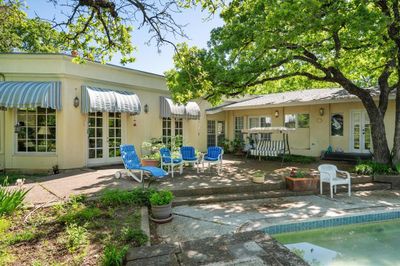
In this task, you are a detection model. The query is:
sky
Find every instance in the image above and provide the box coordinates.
[24,1,223,75]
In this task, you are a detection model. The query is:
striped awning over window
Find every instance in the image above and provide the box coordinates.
[81,86,141,115]
[0,81,62,110]
[159,96,200,120]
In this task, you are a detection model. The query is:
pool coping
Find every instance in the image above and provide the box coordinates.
[263,208,400,235]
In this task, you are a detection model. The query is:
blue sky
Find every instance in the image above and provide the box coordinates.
[25,1,223,75]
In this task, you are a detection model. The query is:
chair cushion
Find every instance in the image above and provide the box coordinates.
[140,166,167,177]
[183,157,197,161]
[163,158,183,164]
[204,156,219,161]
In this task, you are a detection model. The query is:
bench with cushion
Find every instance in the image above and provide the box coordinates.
[250,140,285,160]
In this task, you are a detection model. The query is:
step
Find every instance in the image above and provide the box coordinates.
[173,182,391,206]
[171,182,285,197]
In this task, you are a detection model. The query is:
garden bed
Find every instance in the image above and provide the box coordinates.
[0,190,150,265]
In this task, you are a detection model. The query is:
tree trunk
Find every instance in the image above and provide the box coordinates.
[392,87,400,165]
[363,101,391,164]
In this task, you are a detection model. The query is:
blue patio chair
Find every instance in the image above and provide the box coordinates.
[160,147,183,177]
[180,146,199,173]
[202,146,224,174]
[116,144,167,185]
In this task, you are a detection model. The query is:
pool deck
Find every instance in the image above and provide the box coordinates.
[155,190,400,244]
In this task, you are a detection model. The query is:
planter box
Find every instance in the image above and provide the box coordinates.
[141,159,159,167]
[151,202,172,220]
[252,175,265,184]
[285,176,319,192]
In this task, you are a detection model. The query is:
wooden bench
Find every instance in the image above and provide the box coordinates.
[250,140,285,160]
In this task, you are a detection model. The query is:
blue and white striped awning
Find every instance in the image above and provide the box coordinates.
[160,96,200,120]
[0,81,62,110]
[81,86,141,114]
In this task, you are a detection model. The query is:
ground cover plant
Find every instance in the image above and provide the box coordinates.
[354,161,395,175]
[0,188,150,265]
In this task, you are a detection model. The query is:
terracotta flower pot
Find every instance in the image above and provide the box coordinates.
[285,176,319,192]
[151,202,172,220]
[141,159,159,167]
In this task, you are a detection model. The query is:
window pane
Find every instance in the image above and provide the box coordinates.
[17,108,57,153]
[89,149,96,159]
[284,114,296,128]
[249,118,259,128]
[260,116,272,127]
[297,114,310,128]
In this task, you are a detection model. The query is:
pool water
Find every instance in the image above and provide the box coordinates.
[273,219,400,266]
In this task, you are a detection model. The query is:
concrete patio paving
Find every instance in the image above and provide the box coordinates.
[155,190,400,244]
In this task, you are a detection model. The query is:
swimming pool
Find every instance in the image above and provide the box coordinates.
[271,215,400,266]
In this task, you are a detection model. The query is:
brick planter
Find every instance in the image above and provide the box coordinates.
[141,159,159,167]
[285,176,319,192]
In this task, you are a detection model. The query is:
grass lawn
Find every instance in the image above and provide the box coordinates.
[0,190,150,265]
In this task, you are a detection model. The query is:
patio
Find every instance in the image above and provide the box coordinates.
[16,155,386,206]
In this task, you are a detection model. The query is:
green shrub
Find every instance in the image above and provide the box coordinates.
[59,206,102,224]
[354,161,393,175]
[100,188,154,207]
[119,227,148,246]
[0,181,29,216]
[149,190,174,206]
[101,244,128,266]
[65,223,88,253]
[267,155,316,164]
[7,230,38,245]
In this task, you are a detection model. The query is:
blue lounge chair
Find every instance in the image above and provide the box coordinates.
[160,147,183,177]
[180,146,200,173]
[202,146,224,174]
[116,144,167,184]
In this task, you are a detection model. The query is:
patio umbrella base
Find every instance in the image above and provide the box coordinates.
[149,214,173,224]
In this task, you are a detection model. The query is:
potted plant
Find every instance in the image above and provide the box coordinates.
[230,138,245,155]
[252,170,265,183]
[285,168,319,192]
[149,190,174,223]
[141,138,163,166]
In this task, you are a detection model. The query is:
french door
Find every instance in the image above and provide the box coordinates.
[87,112,123,166]
[350,111,372,153]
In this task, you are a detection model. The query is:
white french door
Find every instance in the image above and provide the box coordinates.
[350,111,372,153]
[87,112,123,166]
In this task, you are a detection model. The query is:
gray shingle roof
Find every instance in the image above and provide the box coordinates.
[223,88,373,110]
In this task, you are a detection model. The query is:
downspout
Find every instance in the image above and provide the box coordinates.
[0,73,5,171]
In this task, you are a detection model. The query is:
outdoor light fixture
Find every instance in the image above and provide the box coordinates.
[73,96,80,108]
[144,104,149,113]
[274,110,279,118]
[319,107,325,116]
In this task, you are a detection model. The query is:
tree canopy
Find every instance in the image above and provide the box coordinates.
[166,0,400,164]
[166,0,397,104]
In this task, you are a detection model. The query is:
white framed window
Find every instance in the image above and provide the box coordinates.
[248,116,272,141]
[16,107,56,153]
[207,120,216,147]
[162,118,183,146]
[285,113,310,128]
[234,117,244,140]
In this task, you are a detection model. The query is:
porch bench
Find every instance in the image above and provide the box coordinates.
[250,140,285,160]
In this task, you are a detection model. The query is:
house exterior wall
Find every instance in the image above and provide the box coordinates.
[216,100,396,157]
[0,54,209,171]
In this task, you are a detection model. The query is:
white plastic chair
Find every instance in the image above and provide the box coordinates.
[318,164,351,198]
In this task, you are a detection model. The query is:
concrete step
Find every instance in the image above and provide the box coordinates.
[173,182,391,206]
[171,176,373,198]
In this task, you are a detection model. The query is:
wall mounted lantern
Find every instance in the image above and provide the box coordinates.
[274,110,279,118]
[319,107,325,116]
[73,96,80,108]
[144,104,149,113]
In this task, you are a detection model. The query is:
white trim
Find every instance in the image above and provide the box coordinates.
[349,110,372,153]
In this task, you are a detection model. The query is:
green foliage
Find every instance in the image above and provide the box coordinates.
[230,138,244,153]
[0,179,29,216]
[7,230,38,245]
[354,161,393,175]
[119,227,148,246]
[149,190,174,206]
[100,188,155,207]
[293,171,308,178]
[252,171,264,178]
[59,206,102,224]
[65,223,88,253]
[101,244,128,266]
[141,138,163,160]
[167,1,394,104]
[217,137,231,153]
